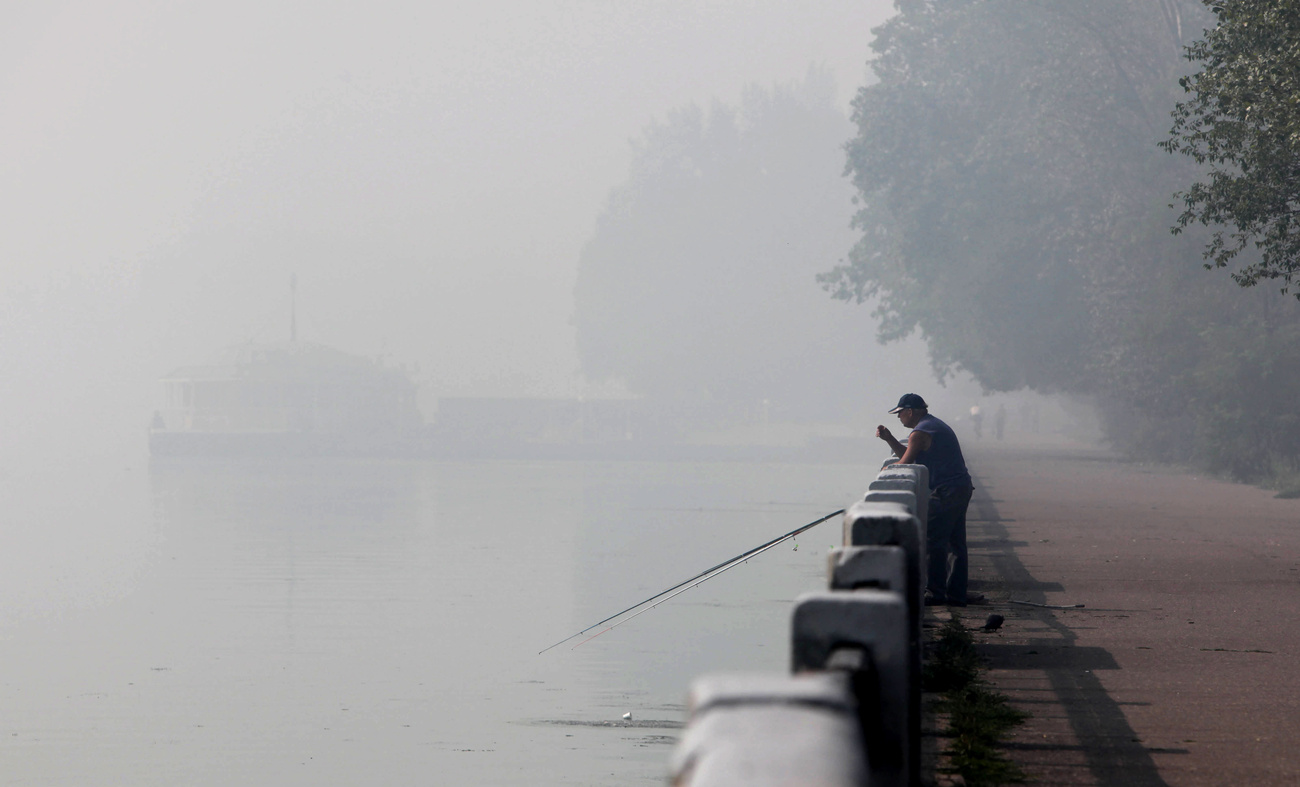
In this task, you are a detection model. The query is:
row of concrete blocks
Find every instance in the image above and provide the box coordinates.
[670,463,931,787]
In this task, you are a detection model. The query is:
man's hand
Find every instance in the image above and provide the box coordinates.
[877,424,906,458]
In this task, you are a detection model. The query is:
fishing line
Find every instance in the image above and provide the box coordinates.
[569,514,836,650]
[539,508,845,655]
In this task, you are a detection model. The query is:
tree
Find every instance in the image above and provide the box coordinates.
[823,1,1300,480]
[824,0,1205,393]
[574,70,908,419]
[1163,0,1300,296]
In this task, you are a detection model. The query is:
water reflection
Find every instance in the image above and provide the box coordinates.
[0,457,870,786]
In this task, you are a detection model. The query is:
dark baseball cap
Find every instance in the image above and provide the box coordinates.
[888,393,928,413]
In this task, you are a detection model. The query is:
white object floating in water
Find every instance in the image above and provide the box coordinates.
[622,712,632,721]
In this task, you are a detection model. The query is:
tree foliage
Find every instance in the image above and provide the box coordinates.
[1163,0,1300,295]
[826,0,1300,480]
[574,70,906,418]
[824,0,1198,392]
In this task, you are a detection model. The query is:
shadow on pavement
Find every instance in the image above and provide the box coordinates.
[967,480,1174,787]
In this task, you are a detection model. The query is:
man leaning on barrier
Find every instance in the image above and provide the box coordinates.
[875,393,978,607]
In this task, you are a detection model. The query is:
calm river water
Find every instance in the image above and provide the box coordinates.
[0,456,873,786]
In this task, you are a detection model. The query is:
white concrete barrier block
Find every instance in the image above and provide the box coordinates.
[791,591,911,787]
[863,490,916,517]
[790,590,908,678]
[880,459,931,484]
[827,545,923,781]
[842,502,925,648]
[868,477,914,493]
[868,474,928,530]
[673,672,868,787]
[891,465,929,524]
[844,502,921,554]
[885,463,929,493]
[828,545,908,594]
[875,466,917,481]
[686,672,856,718]
[852,496,925,559]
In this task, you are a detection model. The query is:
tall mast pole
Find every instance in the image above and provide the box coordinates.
[290,273,298,342]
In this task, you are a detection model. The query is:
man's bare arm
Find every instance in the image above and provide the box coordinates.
[898,430,931,465]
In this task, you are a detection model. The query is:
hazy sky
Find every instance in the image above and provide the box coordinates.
[1,0,899,456]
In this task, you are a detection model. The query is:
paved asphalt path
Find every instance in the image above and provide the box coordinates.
[954,442,1300,786]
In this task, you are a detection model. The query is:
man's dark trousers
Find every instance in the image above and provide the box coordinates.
[927,485,974,604]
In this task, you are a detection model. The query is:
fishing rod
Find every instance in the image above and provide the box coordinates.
[538,508,845,655]
[568,508,847,650]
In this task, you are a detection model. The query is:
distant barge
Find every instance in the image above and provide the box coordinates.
[149,341,432,457]
[149,343,866,462]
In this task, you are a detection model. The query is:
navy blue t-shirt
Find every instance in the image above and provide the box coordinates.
[912,413,972,492]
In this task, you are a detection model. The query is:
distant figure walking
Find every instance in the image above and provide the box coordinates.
[876,393,976,606]
[994,404,1006,441]
[969,405,983,439]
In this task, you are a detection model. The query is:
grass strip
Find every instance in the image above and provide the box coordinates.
[924,615,1028,786]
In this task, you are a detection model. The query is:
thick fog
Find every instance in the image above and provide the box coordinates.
[1,0,981,462]
[0,6,1114,783]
